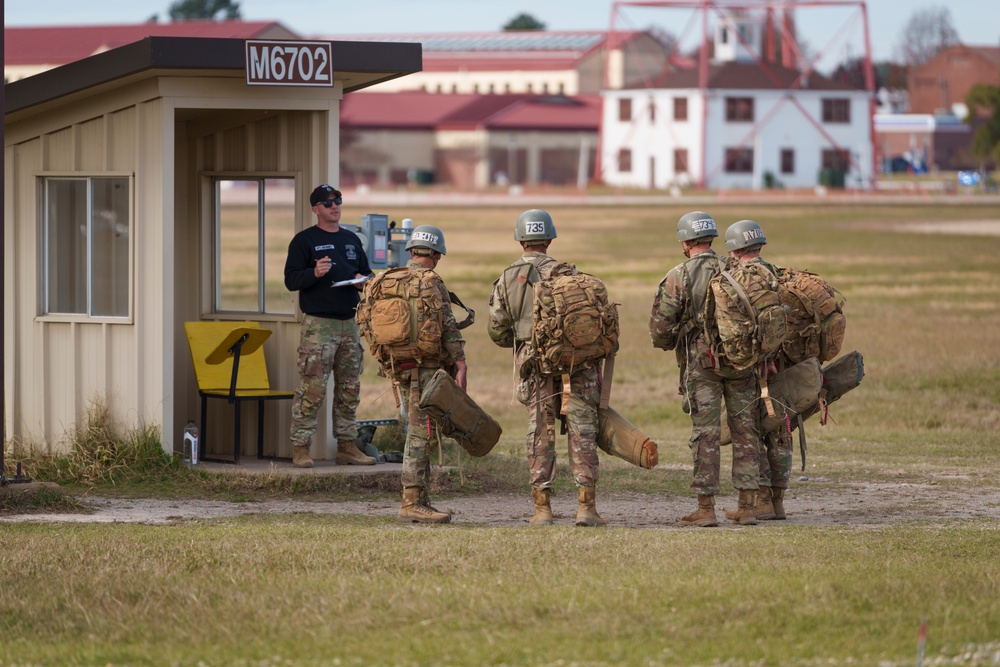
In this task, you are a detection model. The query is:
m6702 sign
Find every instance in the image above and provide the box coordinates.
[245,40,334,87]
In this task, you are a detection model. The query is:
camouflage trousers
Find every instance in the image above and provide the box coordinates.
[525,367,600,490]
[687,365,760,495]
[289,315,363,448]
[395,367,440,492]
[759,424,793,489]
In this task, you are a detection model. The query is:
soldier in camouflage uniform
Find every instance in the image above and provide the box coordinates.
[284,184,376,468]
[649,211,761,527]
[725,220,792,520]
[488,209,606,527]
[388,225,467,523]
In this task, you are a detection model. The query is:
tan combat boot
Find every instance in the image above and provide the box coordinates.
[335,439,376,466]
[728,490,759,525]
[725,486,775,521]
[529,488,555,526]
[771,487,787,520]
[398,487,451,524]
[575,487,606,527]
[680,494,718,527]
[292,445,314,468]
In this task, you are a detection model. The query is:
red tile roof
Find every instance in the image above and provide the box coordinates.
[649,60,862,91]
[4,21,296,65]
[340,91,600,131]
[317,30,652,71]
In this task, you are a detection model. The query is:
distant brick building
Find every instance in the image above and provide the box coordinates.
[908,44,1000,116]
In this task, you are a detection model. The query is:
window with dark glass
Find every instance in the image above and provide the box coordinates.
[781,148,795,174]
[618,148,633,173]
[674,148,689,173]
[673,97,688,121]
[724,147,754,173]
[822,99,851,123]
[821,149,850,170]
[726,97,754,122]
[619,98,632,122]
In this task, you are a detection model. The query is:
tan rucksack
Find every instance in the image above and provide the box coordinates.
[532,262,619,375]
[356,267,445,372]
[706,259,787,371]
[779,268,846,364]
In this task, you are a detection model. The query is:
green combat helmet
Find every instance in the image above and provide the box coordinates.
[406,224,447,255]
[676,211,718,242]
[725,219,767,250]
[515,209,557,242]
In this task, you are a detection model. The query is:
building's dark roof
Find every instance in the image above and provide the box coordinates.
[5,36,422,116]
[340,91,600,132]
[646,60,864,91]
[4,21,297,65]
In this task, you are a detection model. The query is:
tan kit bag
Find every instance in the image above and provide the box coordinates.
[532,262,619,375]
[597,406,659,469]
[418,369,502,457]
[356,267,445,372]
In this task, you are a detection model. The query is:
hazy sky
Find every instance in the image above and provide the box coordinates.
[5,0,999,63]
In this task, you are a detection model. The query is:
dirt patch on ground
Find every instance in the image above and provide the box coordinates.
[3,475,997,528]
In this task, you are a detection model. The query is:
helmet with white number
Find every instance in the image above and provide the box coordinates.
[725,220,767,250]
[405,224,447,255]
[515,209,557,242]
[676,211,718,242]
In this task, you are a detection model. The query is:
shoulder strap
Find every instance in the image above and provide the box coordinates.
[720,269,757,318]
[448,291,476,330]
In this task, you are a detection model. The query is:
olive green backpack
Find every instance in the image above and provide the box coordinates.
[531,262,620,375]
[705,259,787,371]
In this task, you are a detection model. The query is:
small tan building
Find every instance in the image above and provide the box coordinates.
[4,36,420,460]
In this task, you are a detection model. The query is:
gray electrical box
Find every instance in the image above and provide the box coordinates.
[348,214,413,269]
[359,214,390,269]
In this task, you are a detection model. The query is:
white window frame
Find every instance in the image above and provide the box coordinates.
[208,174,298,318]
[37,172,134,323]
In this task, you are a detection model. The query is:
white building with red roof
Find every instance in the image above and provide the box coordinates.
[599,15,874,190]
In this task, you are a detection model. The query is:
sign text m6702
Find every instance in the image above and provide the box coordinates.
[245,40,334,87]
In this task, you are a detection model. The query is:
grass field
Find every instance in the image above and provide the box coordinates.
[3,200,1000,666]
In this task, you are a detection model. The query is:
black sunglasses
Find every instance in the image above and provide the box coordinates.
[319,197,343,207]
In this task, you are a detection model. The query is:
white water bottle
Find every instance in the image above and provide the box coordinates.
[183,420,199,465]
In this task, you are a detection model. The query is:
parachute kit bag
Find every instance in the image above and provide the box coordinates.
[794,350,865,425]
[597,406,659,469]
[417,369,502,457]
[760,358,824,432]
[720,358,823,445]
[356,267,444,371]
[707,260,786,371]
[532,262,619,375]
[779,268,846,364]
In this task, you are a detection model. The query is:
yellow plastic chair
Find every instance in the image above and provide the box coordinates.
[184,322,294,463]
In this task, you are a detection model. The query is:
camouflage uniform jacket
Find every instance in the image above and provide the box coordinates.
[490,252,596,378]
[650,249,753,379]
[400,258,466,372]
[649,250,726,356]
